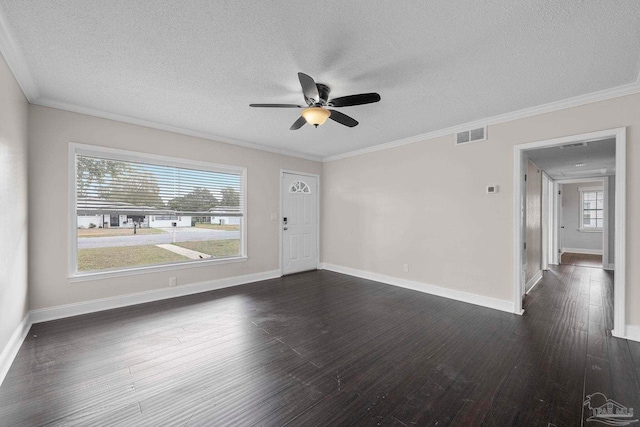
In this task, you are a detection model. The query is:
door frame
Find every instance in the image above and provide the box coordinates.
[541,172,550,271]
[279,170,320,275]
[512,127,626,339]
[553,177,609,267]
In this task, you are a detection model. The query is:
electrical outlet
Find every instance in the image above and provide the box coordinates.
[403,264,409,272]
[169,277,177,287]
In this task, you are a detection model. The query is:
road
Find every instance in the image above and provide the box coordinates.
[78,227,239,249]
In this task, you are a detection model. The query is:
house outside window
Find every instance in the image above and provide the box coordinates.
[579,187,603,231]
[71,144,246,276]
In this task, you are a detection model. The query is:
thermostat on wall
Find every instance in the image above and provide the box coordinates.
[486,185,499,194]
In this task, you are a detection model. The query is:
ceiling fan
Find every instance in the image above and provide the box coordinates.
[250,72,381,130]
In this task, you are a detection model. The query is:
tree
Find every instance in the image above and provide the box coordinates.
[76,157,128,199]
[220,187,240,207]
[77,157,164,208]
[115,172,164,208]
[168,187,218,213]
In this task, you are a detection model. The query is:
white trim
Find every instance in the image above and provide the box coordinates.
[323,82,640,162]
[604,263,615,271]
[1,269,281,385]
[541,173,549,271]
[71,141,248,175]
[577,186,603,192]
[613,128,626,337]
[279,170,321,275]
[561,248,603,256]
[31,270,280,324]
[551,180,560,265]
[554,177,608,185]
[68,142,248,277]
[0,7,38,101]
[513,146,524,312]
[578,186,604,232]
[525,270,543,293]
[37,98,322,162]
[0,314,31,386]
[602,176,610,267]
[321,263,515,314]
[513,127,626,333]
[1,0,638,165]
[623,325,640,343]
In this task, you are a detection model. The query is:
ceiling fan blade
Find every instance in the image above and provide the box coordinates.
[249,103,303,108]
[290,116,307,130]
[298,72,319,104]
[329,93,381,107]
[328,110,358,127]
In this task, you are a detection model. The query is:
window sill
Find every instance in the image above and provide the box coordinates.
[578,228,603,233]
[69,256,247,283]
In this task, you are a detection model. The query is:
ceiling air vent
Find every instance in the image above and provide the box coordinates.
[455,126,487,145]
[559,142,587,149]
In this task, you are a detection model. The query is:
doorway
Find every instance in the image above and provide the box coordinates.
[281,171,319,275]
[513,128,626,338]
[555,177,609,270]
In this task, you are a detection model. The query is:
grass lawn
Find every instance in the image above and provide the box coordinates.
[78,245,189,271]
[194,223,240,231]
[78,227,166,238]
[174,239,240,257]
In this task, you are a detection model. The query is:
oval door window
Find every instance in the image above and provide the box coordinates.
[289,180,310,193]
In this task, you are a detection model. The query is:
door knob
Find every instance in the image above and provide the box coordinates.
[283,227,288,230]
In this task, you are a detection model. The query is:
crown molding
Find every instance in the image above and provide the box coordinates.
[0,6,38,101]
[33,98,323,163]
[322,80,640,163]
[1,4,639,165]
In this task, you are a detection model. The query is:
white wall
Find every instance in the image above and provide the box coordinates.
[77,215,103,228]
[28,105,321,309]
[0,53,29,362]
[322,91,640,328]
[211,216,241,225]
[561,182,603,253]
[148,216,191,228]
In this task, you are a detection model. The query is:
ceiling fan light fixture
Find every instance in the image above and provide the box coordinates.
[301,107,330,127]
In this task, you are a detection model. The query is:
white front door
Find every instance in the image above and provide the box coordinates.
[282,172,318,275]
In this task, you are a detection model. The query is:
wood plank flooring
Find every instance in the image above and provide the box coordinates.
[1,264,639,426]
[561,252,603,268]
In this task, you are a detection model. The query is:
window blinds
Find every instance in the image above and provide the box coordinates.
[76,154,244,217]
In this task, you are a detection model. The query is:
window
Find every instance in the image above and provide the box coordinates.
[155,215,179,221]
[579,187,603,231]
[71,144,246,276]
[289,180,310,193]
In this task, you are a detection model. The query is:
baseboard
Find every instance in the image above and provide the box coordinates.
[561,248,603,256]
[0,313,32,387]
[525,271,543,293]
[623,324,640,343]
[30,269,281,324]
[321,263,514,314]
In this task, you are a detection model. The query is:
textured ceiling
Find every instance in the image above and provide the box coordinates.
[1,1,639,160]
[525,138,616,180]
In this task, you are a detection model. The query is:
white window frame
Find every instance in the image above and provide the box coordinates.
[68,142,247,281]
[578,186,603,232]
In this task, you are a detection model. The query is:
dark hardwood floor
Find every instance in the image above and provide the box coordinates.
[1,266,639,426]
[561,252,603,268]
